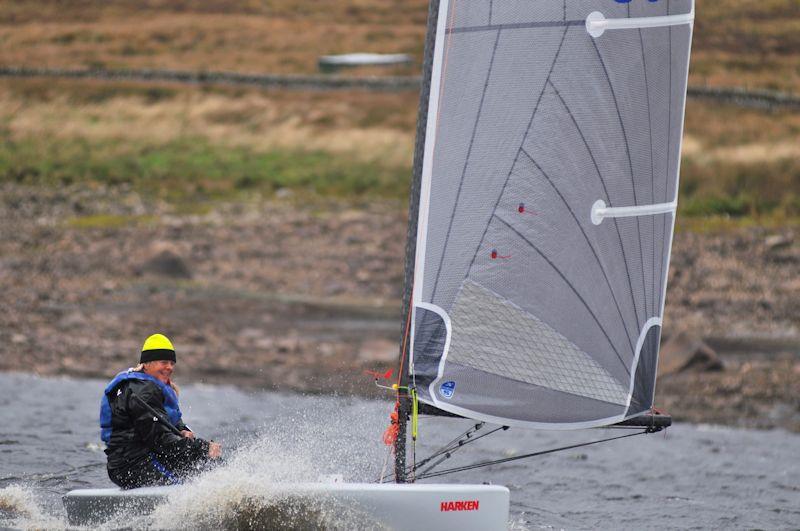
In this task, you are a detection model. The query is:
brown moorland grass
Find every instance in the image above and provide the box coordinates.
[0,0,431,25]
[4,79,797,168]
[0,78,418,165]
[684,100,800,148]
[0,0,797,92]
[692,0,800,92]
[0,1,428,75]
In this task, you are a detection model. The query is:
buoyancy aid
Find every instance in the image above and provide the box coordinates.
[100,369,183,443]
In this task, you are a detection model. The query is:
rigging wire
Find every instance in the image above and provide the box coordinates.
[377,422,483,483]
[410,424,507,476]
[413,425,509,478]
[413,429,651,481]
[422,422,485,461]
[406,422,484,472]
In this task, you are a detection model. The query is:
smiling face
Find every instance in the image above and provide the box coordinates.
[142,359,175,384]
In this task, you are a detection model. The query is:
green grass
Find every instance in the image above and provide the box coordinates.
[678,158,800,218]
[2,132,798,223]
[0,136,411,201]
[66,213,156,229]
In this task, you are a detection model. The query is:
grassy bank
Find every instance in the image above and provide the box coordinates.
[0,136,409,201]
[2,79,799,222]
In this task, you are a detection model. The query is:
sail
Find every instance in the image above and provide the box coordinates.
[408,0,694,428]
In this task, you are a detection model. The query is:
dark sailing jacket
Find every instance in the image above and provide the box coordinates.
[100,371,209,470]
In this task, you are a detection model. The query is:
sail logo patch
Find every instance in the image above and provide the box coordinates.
[440,500,479,512]
[439,381,456,399]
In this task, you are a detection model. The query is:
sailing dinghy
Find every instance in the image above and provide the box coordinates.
[64,0,694,527]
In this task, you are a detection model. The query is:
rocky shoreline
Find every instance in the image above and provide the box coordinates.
[1,184,798,431]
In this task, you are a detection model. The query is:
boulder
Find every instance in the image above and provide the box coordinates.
[764,233,793,251]
[659,332,724,375]
[137,250,192,279]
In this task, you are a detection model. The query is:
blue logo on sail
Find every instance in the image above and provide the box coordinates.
[439,381,456,399]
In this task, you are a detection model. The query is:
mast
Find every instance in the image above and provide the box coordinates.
[395,0,441,483]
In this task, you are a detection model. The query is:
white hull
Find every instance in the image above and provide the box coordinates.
[63,482,510,529]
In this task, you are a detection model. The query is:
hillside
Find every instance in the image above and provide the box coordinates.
[0,1,797,92]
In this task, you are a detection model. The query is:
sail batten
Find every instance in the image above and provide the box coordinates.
[586,10,695,38]
[408,0,694,428]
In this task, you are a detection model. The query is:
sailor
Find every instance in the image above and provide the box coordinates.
[100,333,222,489]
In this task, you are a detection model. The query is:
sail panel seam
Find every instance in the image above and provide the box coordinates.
[546,79,641,333]
[590,37,648,327]
[448,19,584,35]
[494,214,630,375]
[465,22,570,278]
[430,28,502,301]
[518,147,636,355]
[637,17,657,317]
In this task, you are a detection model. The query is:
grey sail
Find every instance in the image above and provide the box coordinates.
[409,0,694,428]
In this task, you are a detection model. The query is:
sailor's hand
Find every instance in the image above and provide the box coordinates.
[208,441,222,459]
[180,430,195,439]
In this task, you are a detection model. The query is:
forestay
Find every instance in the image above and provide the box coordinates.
[409,0,694,428]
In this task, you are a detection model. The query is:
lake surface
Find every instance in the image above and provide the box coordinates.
[0,373,798,529]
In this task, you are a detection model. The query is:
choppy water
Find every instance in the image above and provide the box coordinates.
[0,372,798,530]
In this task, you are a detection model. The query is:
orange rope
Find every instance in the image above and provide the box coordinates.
[396,279,415,388]
[383,403,400,448]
